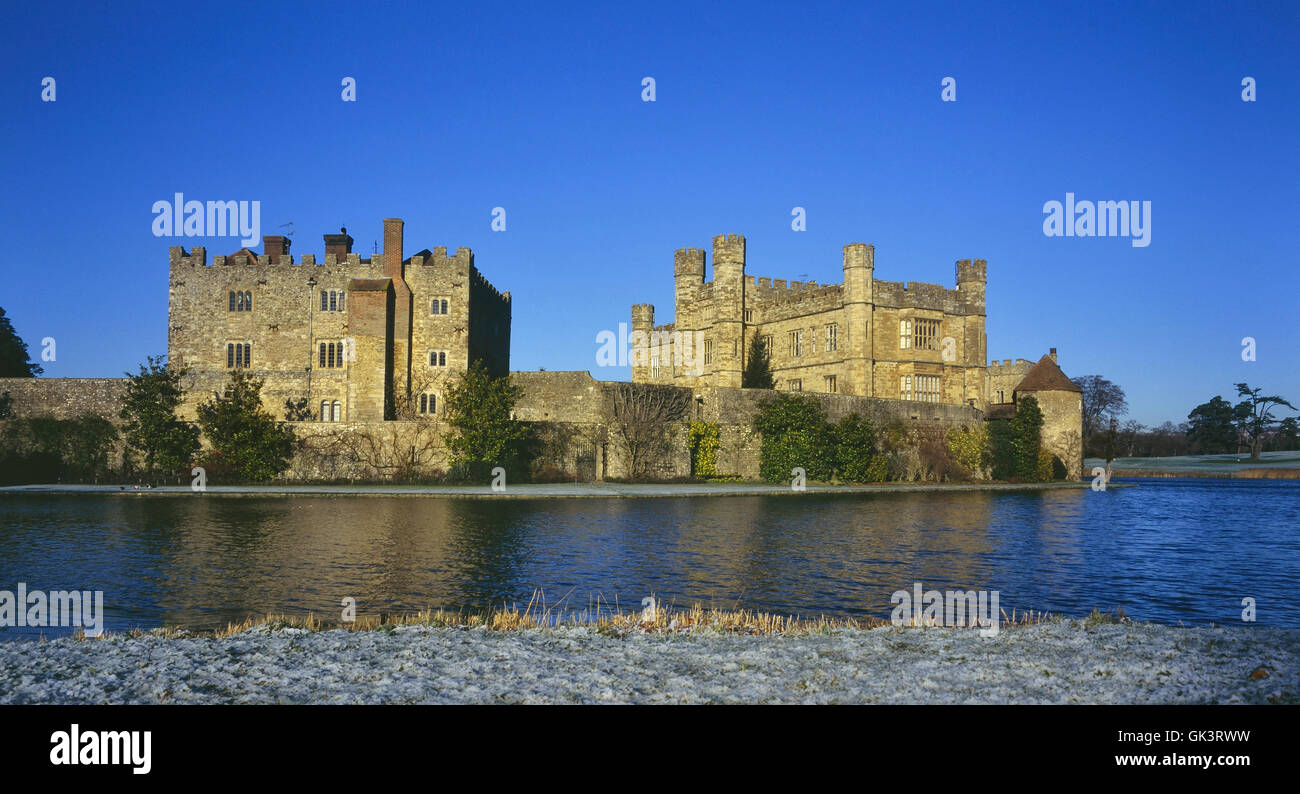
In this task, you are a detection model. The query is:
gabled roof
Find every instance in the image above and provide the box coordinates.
[1015,355,1081,393]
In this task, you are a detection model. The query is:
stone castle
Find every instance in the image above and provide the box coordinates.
[629,233,1082,476]
[167,218,511,422]
[0,218,1082,481]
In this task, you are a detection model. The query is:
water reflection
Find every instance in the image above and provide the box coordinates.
[0,479,1297,637]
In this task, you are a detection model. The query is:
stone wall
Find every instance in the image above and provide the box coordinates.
[3,372,1062,483]
[0,377,128,419]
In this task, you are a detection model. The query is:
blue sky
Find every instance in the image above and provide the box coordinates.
[1,0,1296,426]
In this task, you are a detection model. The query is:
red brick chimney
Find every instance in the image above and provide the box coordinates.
[383,218,404,278]
[263,235,291,263]
[323,227,353,261]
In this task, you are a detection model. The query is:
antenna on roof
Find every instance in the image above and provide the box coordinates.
[278,222,296,237]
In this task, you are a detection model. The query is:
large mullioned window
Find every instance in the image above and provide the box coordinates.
[901,375,941,403]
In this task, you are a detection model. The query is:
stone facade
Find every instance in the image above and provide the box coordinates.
[167,218,511,423]
[632,235,988,407]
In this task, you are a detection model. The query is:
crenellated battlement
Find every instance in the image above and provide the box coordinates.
[956,257,987,284]
[674,247,706,276]
[168,246,207,268]
[712,234,746,268]
[427,245,475,269]
[470,264,508,301]
[631,303,655,327]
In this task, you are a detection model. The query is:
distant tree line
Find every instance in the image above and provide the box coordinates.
[1077,374,1296,461]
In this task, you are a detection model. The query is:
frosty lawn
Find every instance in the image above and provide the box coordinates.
[2,620,1295,704]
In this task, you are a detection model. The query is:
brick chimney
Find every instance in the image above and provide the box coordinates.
[383,218,404,278]
[1049,347,1058,363]
[324,227,353,261]
[263,235,291,264]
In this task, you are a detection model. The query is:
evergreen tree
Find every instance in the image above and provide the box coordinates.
[119,356,200,477]
[753,392,834,482]
[742,334,775,389]
[0,307,42,377]
[442,360,533,481]
[197,370,296,481]
[1186,396,1237,454]
[1009,395,1044,481]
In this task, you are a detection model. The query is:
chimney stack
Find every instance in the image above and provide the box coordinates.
[324,227,353,261]
[1049,347,1058,363]
[262,235,291,264]
[383,218,404,278]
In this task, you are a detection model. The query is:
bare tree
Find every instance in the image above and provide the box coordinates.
[1075,375,1127,453]
[608,383,691,480]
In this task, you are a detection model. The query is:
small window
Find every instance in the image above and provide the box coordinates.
[789,379,802,391]
[900,375,912,401]
[825,375,837,393]
[826,324,838,352]
[704,339,713,365]
[431,299,449,315]
[318,342,344,368]
[229,292,236,312]
[418,394,437,415]
[429,351,447,367]
[333,400,342,421]
[900,319,913,350]
[227,342,251,369]
[320,290,346,312]
[743,309,753,323]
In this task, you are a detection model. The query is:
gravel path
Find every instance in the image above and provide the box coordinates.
[2,621,1295,704]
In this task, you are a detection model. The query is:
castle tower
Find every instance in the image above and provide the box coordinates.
[630,303,655,381]
[710,234,745,388]
[673,247,705,327]
[956,258,988,405]
[842,242,874,395]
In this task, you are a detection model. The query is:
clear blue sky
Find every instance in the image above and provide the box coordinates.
[2,0,1296,426]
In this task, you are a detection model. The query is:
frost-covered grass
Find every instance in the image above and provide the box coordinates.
[1087,452,1300,477]
[3,613,1294,704]
[90,599,1059,640]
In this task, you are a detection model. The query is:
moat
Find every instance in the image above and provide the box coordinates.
[1,478,1296,638]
